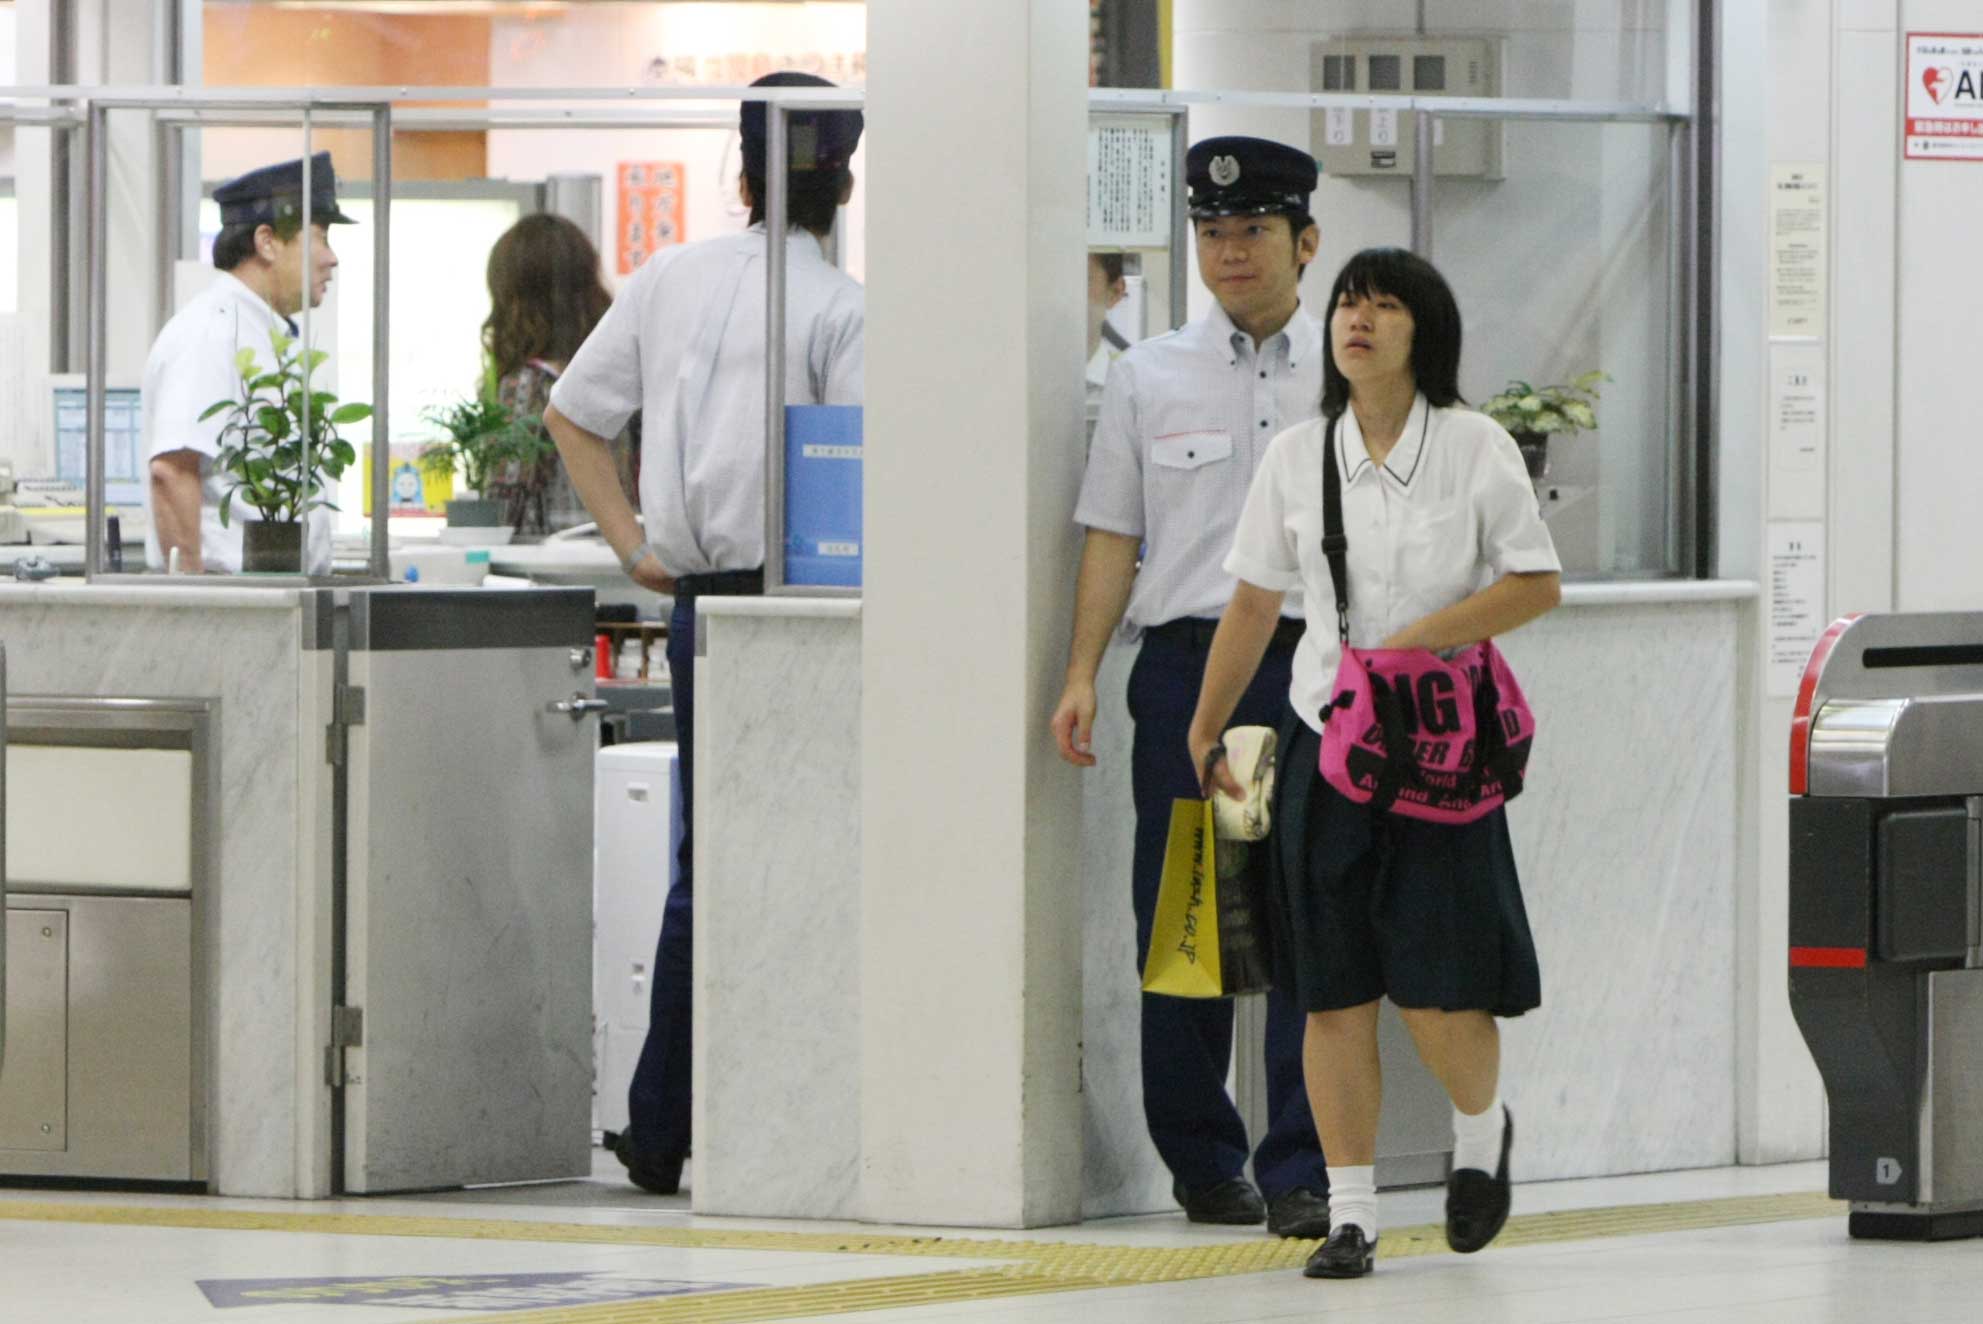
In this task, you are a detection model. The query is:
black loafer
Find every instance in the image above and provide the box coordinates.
[1303,1223,1377,1278]
[1173,1176,1267,1225]
[608,1128,686,1196]
[1445,1106,1514,1253]
[1266,1186,1332,1239]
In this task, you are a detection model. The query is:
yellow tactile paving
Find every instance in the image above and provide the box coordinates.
[0,1188,1845,1323]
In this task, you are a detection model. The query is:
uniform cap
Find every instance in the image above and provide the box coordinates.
[1185,136,1318,219]
[739,71,865,178]
[213,151,357,228]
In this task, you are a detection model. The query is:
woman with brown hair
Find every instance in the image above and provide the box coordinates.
[483,213,637,533]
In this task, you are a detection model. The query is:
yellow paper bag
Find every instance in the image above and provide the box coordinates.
[1142,798,1224,998]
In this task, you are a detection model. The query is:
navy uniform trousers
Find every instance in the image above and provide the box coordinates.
[1128,622,1328,1199]
[627,574,758,1167]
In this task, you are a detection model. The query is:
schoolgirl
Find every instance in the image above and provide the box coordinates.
[1186,247,1562,1278]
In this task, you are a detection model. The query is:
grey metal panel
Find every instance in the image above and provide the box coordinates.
[1373,1000,1455,1188]
[1928,969,1983,1205]
[1810,696,1983,799]
[0,697,216,1182]
[350,588,594,652]
[1805,614,1983,799]
[345,642,594,1192]
[0,894,195,1181]
[0,910,64,1150]
[1,646,6,1076]
[1877,809,1972,964]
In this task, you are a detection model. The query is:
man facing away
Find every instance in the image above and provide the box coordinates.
[545,71,864,1196]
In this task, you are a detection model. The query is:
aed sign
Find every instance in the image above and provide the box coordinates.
[1906,32,1983,161]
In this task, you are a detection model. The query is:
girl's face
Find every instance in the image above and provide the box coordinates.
[1330,286,1415,387]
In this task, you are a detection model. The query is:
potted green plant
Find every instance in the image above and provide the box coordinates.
[1480,370,1607,481]
[419,395,555,528]
[201,332,371,573]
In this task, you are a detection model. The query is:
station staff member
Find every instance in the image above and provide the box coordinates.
[145,152,352,574]
[1049,136,1332,1238]
[544,71,864,1197]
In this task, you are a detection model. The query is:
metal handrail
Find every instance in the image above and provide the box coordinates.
[4,84,1689,122]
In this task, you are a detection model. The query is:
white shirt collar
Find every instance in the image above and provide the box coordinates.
[746,220,830,262]
[1206,298,1315,367]
[1334,391,1432,487]
[214,269,287,329]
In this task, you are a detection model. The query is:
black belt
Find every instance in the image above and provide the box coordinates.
[1146,616,1305,651]
[673,568,765,598]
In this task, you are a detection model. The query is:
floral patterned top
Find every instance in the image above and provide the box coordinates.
[489,359,639,535]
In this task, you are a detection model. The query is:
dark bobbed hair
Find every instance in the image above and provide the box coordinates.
[744,168,850,233]
[1093,252,1125,284]
[211,215,304,272]
[1319,246,1464,420]
[482,213,613,379]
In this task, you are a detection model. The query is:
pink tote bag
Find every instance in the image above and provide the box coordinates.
[1318,641,1534,824]
[1312,413,1536,825]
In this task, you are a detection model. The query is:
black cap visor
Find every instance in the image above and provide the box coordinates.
[1186,188,1310,221]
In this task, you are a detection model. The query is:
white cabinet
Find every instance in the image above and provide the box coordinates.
[591,742,681,1134]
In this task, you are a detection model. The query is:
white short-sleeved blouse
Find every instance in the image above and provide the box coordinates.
[1224,393,1561,735]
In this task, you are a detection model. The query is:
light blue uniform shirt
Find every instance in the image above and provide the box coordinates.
[1073,300,1322,633]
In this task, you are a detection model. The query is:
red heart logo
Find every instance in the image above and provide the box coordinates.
[1923,65,1951,104]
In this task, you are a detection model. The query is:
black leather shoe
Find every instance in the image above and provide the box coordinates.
[608,1128,686,1196]
[1266,1186,1333,1239]
[1303,1223,1377,1278]
[1445,1106,1514,1253]
[1173,1177,1267,1225]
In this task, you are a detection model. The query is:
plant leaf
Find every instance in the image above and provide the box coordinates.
[331,403,373,425]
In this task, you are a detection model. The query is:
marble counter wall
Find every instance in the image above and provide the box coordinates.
[692,600,864,1219]
[0,592,315,1195]
[689,586,1750,1221]
[1496,599,1743,1180]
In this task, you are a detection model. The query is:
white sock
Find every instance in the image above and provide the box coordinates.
[1326,1164,1377,1239]
[1452,1094,1507,1175]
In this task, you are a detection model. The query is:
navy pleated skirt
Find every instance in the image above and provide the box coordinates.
[1270,715,1542,1017]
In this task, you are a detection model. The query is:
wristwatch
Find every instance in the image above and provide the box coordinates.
[619,541,662,576]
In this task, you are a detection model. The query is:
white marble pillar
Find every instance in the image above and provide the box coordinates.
[860,0,1089,1227]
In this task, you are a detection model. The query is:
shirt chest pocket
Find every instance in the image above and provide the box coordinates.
[1399,499,1477,595]
[1150,431,1233,472]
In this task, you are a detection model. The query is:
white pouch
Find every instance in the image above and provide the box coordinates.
[1212,725,1278,842]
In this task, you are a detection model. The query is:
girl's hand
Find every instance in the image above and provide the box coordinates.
[1189,731,1247,801]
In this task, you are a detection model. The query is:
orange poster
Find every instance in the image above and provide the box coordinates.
[617,162,686,274]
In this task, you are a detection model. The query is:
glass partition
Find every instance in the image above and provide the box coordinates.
[1430,119,1680,578]
[80,100,391,581]
[1167,1,1706,579]
[197,183,534,537]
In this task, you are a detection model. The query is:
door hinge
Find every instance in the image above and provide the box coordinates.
[325,683,366,766]
[325,1005,365,1087]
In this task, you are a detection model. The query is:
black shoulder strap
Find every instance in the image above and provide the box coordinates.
[1322,414,1350,647]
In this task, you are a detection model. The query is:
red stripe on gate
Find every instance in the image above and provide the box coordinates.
[1789,614,1863,797]
[1790,946,1867,969]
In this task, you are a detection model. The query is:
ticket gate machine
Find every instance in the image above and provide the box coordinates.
[1789,612,1983,1240]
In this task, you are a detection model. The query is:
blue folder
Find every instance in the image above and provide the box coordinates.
[784,405,863,587]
